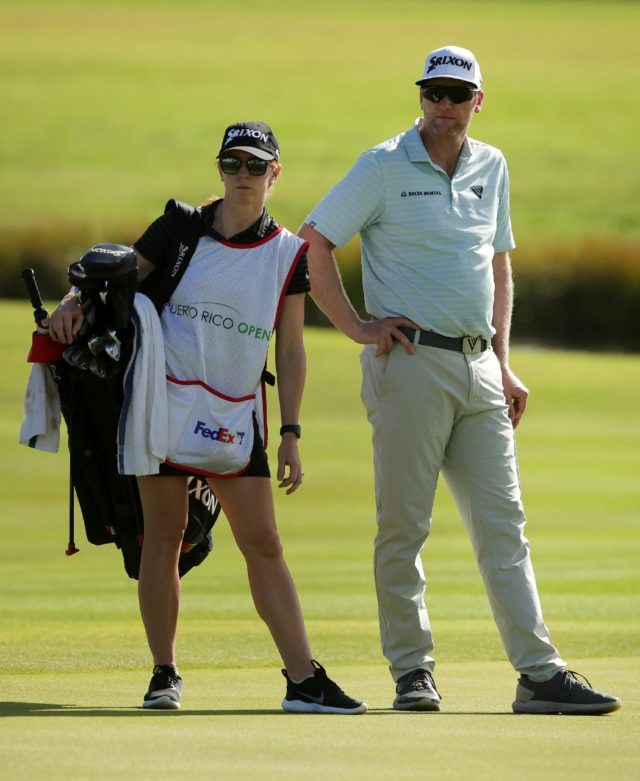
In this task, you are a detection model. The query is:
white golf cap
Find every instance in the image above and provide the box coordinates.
[415,45,482,88]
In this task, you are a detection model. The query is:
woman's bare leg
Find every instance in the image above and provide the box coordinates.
[137,475,188,668]
[208,476,314,681]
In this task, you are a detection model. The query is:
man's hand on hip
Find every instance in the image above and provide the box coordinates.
[355,317,419,357]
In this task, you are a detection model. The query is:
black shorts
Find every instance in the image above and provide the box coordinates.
[157,417,270,479]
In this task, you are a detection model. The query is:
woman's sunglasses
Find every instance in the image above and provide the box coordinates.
[219,156,270,176]
[421,85,479,104]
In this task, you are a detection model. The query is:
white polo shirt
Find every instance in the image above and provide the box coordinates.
[305,120,515,340]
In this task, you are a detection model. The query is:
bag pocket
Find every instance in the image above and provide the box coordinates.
[166,378,256,476]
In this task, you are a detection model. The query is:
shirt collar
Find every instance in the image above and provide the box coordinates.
[404,118,472,164]
[207,199,275,243]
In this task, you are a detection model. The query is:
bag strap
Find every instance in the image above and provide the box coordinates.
[143,199,206,312]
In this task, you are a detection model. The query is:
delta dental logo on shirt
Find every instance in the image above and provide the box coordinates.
[399,185,485,200]
[401,190,442,198]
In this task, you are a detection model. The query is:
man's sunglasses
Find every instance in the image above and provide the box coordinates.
[219,156,270,176]
[421,85,479,104]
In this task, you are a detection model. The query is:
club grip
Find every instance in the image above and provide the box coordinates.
[21,267,43,308]
[21,267,49,321]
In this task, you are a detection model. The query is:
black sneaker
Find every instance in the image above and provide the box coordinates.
[142,665,183,710]
[281,660,367,714]
[393,668,441,711]
[512,669,621,715]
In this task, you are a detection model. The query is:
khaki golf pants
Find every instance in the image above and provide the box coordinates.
[360,342,565,682]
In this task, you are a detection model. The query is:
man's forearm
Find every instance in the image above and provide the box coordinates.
[491,251,514,367]
[298,225,364,340]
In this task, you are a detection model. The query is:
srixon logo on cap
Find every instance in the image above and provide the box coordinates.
[226,128,270,144]
[427,55,473,74]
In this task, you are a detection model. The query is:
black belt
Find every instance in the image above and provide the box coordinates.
[398,327,488,354]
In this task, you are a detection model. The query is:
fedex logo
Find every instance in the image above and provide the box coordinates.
[194,420,245,445]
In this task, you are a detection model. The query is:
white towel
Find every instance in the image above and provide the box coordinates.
[19,363,62,452]
[117,293,168,475]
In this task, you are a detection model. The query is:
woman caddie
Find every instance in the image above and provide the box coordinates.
[50,121,366,715]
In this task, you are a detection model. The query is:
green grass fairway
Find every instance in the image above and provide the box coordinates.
[1,301,639,780]
[2,661,638,781]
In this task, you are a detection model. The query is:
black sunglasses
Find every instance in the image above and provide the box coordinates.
[421,85,479,104]
[219,156,270,176]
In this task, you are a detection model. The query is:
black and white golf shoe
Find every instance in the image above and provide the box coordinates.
[393,668,441,711]
[281,660,367,714]
[143,665,183,710]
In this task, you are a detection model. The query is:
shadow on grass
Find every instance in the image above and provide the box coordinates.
[0,702,525,717]
[0,702,283,717]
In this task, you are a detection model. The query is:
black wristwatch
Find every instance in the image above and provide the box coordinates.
[280,424,301,439]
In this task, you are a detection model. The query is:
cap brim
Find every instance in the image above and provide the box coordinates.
[218,145,276,161]
[416,75,480,88]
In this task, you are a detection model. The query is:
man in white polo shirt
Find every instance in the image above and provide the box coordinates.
[299,45,620,715]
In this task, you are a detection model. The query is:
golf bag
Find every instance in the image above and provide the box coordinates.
[22,200,220,579]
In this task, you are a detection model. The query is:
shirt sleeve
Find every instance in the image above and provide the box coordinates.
[285,251,310,295]
[133,209,182,269]
[304,151,384,247]
[493,157,516,253]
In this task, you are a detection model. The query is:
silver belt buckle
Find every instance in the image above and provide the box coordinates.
[462,336,483,354]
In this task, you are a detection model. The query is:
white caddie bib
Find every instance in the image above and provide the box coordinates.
[160,227,306,477]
